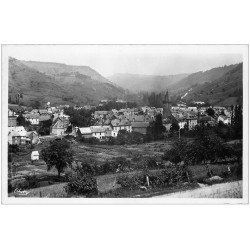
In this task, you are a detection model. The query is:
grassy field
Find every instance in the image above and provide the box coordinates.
[9,138,242,198]
[11,139,174,174]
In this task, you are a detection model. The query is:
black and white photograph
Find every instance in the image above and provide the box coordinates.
[1,44,248,204]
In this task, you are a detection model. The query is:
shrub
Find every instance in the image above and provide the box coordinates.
[8,144,20,154]
[10,178,29,190]
[117,167,189,191]
[163,139,188,165]
[65,165,98,196]
[117,175,143,190]
[24,173,39,189]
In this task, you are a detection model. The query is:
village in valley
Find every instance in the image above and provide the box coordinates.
[8,89,242,198]
[6,51,243,199]
[8,91,233,146]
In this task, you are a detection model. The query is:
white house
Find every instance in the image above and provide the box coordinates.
[8,126,27,145]
[24,114,40,125]
[31,151,39,161]
[186,118,198,130]
[90,126,106,140]
[111,119,132,137]
[178,119,187,129]
[217,115,231,125]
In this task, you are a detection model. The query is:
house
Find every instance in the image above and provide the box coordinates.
[93,111,109,119]
[8,116,17,127]
[26,131,40,144]
[101,125,113,137]
[8,109,16,116]
[217,115,231,125]
[187,107,198,112]
[193,101,205,105]
[76,127,92,139]
[111,119,132,137]
[38,109,50,115]
[131,122,149,135]
[8,126,27,145]
[90,126,107,140]
[199,116,217,126]
[31,151,39,161]
[127,115,145,122]
[39,115,51,123]
[186,118,198,130]
[51,117,70,136]
[178,119,187,129]
[177,101,187,107]
[25,113,40,125]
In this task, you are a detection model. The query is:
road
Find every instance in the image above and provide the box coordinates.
[153,181,243,198]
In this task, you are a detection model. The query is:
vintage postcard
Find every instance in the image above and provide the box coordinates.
[1,44,248,204]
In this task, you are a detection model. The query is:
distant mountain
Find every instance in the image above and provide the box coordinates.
[168,64,238,94]
[8,58,125,107]
[181,63,243,106]
[108,73,188,93]
[21,60,111,84]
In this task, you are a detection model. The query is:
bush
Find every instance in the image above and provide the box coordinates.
[117,175,143,190]
[8,144,20,154]
[24,173,39,189]
[117,167,189,191]
[65,165,98,196]
[10,178,29,190]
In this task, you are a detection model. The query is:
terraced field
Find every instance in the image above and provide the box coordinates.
[72,141,173,164]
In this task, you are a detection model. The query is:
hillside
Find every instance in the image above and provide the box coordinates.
[108,73,188,93]
[181,63,243,106]
[8,58,125,107]
[169,64,238,94]
[21,60,111,84]
[8,57,70,107]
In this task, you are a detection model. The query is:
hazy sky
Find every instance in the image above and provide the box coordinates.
[4,45,244,77]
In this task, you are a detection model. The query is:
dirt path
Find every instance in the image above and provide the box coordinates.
[153,181,243,198]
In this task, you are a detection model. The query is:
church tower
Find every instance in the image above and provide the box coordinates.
[163,90,171,119]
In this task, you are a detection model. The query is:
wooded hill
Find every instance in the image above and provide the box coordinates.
[181,63,243,106]
[8,58,125,107]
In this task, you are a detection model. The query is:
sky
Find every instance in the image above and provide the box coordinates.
[3,45,244,77]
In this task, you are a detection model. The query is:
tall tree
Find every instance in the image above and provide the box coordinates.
[42,139,73,177]
[231,105,243,139]
[147,114,166,140]
[206,107,215,117]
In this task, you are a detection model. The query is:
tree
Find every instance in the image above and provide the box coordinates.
[65,162,98,196]
[163,139,188,165]
[231,105,243,139]
[186,134,231,165]
[64,107,92,127]
[38,119,52,135]
[17,114,30,127]
[147,114,166,140]
[41,139,73,177]
[206,107,215,117]
[170,121,179,133]
[65,125,72,134]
